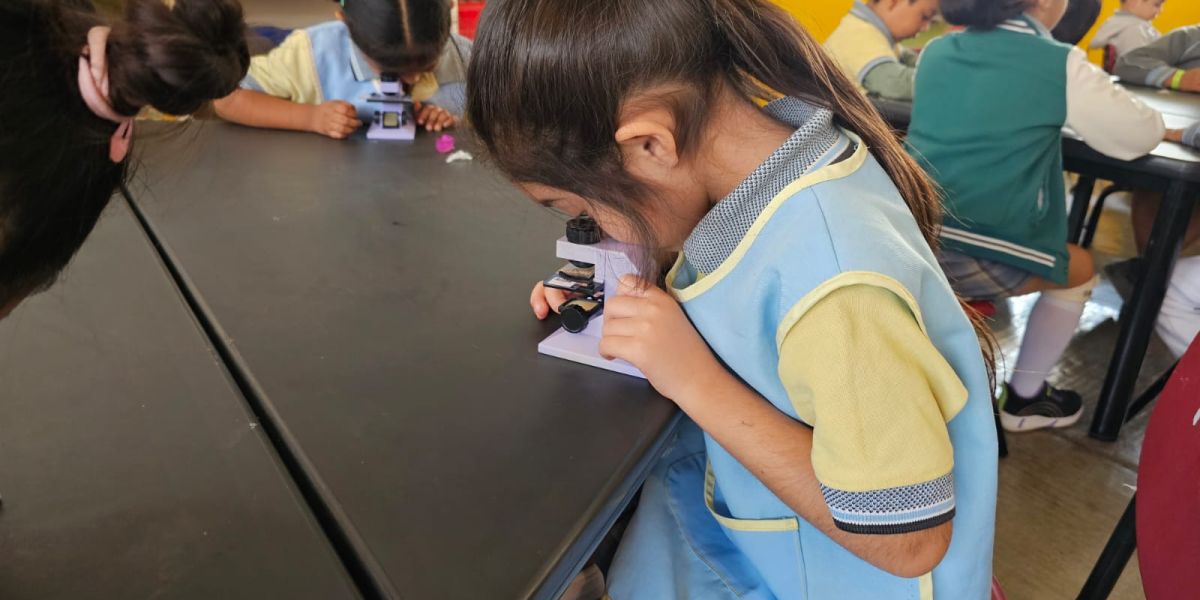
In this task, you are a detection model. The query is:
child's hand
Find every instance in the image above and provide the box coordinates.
[600,276,724,404]
[414,102,456,132]
[1168,123,1200,149]
[530,281,570,319]
[308,100,360,139]
[1180,69,1200,94]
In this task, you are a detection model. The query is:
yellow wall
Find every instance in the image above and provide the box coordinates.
[775,0,853,41]
[777,0,1199,45]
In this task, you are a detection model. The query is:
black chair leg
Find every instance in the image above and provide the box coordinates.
[1082,185,1126,249]
[1069,176,1097,243]
[995,409,1008,459]
[1078,496,1137,600]
[1125,361,1178,423]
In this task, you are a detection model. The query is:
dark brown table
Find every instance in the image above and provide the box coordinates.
[130,123,679,599]
[0,199,357,599]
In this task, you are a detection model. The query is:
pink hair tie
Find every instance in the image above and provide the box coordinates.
[77,26,134,163]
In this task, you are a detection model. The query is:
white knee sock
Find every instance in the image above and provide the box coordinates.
[1009,286,1092,398]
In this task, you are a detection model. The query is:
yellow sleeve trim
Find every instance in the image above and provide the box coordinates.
[703,462,798,532]
[666,131,868,303]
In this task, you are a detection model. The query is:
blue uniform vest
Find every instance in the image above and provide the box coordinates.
[609,134,997,599]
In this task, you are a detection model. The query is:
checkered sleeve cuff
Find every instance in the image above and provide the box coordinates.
[821,472,956,535]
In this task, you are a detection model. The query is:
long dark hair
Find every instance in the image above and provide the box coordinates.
[470,0,940,266]
[0,0,249,309]
[468,0,997,383]
[941,0,1032,29]
[341,0,450,73]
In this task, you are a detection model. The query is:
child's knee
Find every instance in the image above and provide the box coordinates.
[1066,245,1096,280]
[1046,274,1100,304]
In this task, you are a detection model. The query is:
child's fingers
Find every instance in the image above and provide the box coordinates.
[338,116,361,131]
[416,104,433,125]
[530,283,550,319]
[597,333,636,363]
[601,294,640,319]
[545,287,569,312]
[601,316,645,339]
[330,101,357,118]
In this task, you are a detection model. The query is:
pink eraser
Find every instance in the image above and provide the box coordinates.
[436,134,456,154]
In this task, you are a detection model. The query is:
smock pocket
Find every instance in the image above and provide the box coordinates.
[796,523,927,600]
[701,465,808,599]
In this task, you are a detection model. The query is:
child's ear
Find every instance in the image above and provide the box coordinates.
[615,109,680,181]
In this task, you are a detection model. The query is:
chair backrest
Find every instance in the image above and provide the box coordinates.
[1136,337,1200,599]
[1104,45,1119,74]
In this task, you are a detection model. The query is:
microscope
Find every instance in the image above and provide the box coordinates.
[537,215,646,378]
[366,73,416,141]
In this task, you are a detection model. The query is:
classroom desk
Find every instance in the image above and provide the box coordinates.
[871,86,1200,442]
[0,200,357,599]
[1062,86,1200,441]
[129,123,679,600]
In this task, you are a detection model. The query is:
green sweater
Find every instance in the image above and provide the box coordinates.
[907,16,1072,283]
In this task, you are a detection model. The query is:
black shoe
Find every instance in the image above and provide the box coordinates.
[998,383,1084,432]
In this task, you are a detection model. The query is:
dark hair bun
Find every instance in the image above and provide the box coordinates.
[940,0,1030,29]
[107,0,250,116]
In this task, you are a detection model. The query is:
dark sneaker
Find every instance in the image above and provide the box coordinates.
[998,383,1084,432]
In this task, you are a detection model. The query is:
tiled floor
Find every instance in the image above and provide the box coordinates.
[233,3,1169,595]
[991,190,1177,600]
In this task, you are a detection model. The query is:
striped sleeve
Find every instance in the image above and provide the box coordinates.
[778,284,967,534]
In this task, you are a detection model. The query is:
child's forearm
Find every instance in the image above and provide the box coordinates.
[678,366,952,578]
[213,89,316,133]
[862,62,915,102]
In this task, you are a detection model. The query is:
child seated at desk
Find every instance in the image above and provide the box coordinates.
[1089,0,1164,58]
[1115,29,1200,367]
[0,0,248,321]
[907,0,1165,432]
[1115,24,1200,92]
[824,0,940,101]
[214,0,471,139]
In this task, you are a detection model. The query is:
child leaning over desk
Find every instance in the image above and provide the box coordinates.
[472,0,1001,596]
[214,0,470,139]
[824,0,940,101]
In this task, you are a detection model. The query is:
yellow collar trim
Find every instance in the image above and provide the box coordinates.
[667,131,869,303]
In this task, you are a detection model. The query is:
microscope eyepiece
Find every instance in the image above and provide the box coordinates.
[566,214,601,245]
